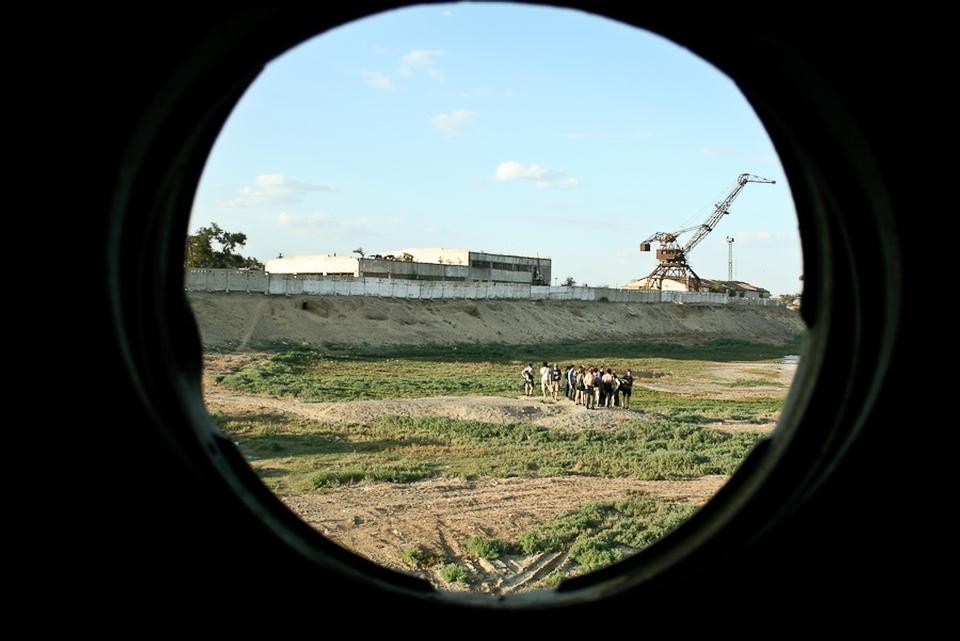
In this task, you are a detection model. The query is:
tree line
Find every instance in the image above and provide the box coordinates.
[185,223,263,269]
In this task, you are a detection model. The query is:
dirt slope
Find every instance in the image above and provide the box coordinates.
[188,293,804,350]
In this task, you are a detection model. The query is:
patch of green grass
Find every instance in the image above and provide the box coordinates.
[220,340,799,403]
[465,536,509,559]
[723,378,785,388]
[401,546,428,568]
[517,495,699,573]
[440,563,470,585]
[633,387,782,420]
[221,351,519,401]
[213,412,766,495]
[740,367,781,379]
[538,573,564,589]
[258,336,803,363]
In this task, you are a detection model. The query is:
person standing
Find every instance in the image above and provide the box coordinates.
[620,369,634,409]
[574,367,585,406]
[583,367,596,409]
[550,363,562,401]
[521,363,535,397]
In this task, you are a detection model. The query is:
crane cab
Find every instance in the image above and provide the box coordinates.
[656,248,683,262]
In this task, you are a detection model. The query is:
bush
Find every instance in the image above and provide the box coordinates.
[440,563,469,585]
[465,536,508,559]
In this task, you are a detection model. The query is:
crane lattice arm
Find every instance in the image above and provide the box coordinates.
[641,225,702,246]
[637,172,776,292]
[682,173,775,254]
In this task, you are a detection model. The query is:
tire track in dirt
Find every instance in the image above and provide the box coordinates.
[238,297,269,350]
[281,475,727,593]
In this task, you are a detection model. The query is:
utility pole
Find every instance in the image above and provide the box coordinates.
[726,236,735,281]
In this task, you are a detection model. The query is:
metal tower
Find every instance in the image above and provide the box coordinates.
[726,236,735,281]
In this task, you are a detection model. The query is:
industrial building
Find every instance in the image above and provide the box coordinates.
[264,248,551,285]
[623,276,770,299]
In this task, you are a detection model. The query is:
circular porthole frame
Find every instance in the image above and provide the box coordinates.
[105,3,902,610]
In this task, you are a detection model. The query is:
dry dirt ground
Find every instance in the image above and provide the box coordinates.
[202,353,789,592]
[189,293,804,350]
[283,475,727,593]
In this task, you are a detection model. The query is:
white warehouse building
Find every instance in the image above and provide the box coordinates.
[264,248,551,285]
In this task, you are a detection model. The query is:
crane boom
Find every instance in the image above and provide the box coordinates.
[640,224,702,246]
[682,173,775,255]
[637,173,775,291]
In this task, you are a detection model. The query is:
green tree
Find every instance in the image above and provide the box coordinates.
[185,223,264,269]
[708,282,728,294]
[563,276,576,286]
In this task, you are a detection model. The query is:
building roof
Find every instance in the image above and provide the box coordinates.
[699,278,770,293]
[622,276,769,293]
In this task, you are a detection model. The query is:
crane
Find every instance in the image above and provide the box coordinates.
[639,173,775,291]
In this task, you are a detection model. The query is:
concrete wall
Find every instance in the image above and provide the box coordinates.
[264,255,359,276]
[185,269,781,306]
[359,258,469,281]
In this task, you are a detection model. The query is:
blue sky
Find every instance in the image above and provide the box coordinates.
[190,3,803,294]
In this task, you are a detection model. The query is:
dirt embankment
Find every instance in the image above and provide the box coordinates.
[188,293,804,350]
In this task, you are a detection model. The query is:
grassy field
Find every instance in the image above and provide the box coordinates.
[213,412,766,493]
[210,339,795,590]
[248,337,802,362]
[219,338,798,402]
[406,495,698,587]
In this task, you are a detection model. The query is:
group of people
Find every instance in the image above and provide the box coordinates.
[521,362,635,409]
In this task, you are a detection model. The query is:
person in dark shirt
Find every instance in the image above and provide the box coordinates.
[619,369,634,409]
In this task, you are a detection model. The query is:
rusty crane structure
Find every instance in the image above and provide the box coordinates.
[639,173,775,291]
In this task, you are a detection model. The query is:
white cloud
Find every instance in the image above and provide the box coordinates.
[228,174,335,207]
[433,109,475,136]
[496,161,547,181]
[440,10,453,17]
[360,70,393,90]
[495,161,579,189]
[399,49,443,77]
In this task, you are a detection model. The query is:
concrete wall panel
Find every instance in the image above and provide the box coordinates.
[189,270,783,306]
